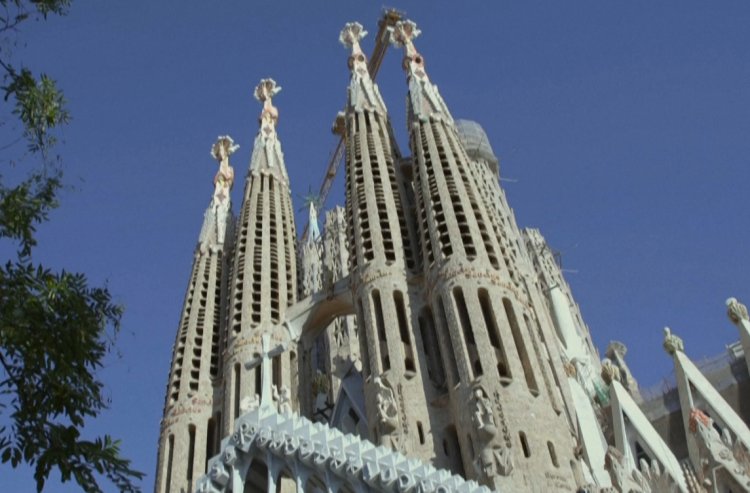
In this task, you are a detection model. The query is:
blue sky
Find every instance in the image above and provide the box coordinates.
[3,1,749,490]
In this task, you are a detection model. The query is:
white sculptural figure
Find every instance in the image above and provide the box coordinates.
[373,377,399,441]
[274,385,292,415]
[471,387,497,439]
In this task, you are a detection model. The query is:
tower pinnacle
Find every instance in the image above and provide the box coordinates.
[339,21,367,58]
[390,19,421,59]
[199,135,237,247]
[341,21,386,115]
[210,135,237,205]
[249,78,288,178]
[254,78,281,132]
[391,19,452,122]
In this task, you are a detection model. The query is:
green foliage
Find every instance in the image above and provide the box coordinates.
[4,69,71,155]
[0,262,142,492]
[0,1,143,491]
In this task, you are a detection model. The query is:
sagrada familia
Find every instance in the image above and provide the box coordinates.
[153,15,750,493]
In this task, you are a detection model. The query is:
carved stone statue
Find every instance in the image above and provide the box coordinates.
[606,341,641,401]
[727,297,749,324]
[273,385,292,415]
[600,358,621,385]
[373,377,399,436]
[474,444,513,480]
[471,386,497,440]
[662,327,684,356]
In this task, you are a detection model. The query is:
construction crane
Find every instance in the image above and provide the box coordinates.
[301,8,404,241]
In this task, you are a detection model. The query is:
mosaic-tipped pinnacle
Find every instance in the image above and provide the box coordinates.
[390,19,421,48]
[211,135,239,161]
[340,21,368,49]
[254,78,281,103]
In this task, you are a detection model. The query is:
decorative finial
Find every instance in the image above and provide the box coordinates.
[662,327,684,355]
[726,297,749,324]
[390,19,421,56]
[340,21,369,72]
[600,358,620,385]
[211,135,239,163]
[210,136,237,203]
[391,19,431,81]
[606,341,628,359]
[201,136,237,247]
[340,21,367,51]
[254,78,281,129]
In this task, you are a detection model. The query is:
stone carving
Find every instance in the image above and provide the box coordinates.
[601,358,621,385]
[474,445,513,480]
[210,135,237,197]
[374,376,400,439]
[606,341,641,401]
[604,446,644,493]
[471,386,497,440]
[726,297,749,324]
[634,459,682,493]
[273,385,292,415]
[689,408,750,491]
[339,21,367,51]
[254,78,281,125]
[491,390,512,450]
[197,405,493,493]
[390,19,422,56]
[469,388,513,480]
[662,327,684,356]
[564,360,578,378]
[239,394,259,414]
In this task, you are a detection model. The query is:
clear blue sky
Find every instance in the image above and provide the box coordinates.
[4,1,749,490]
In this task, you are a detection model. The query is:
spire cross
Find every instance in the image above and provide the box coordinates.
[254,78,281,132]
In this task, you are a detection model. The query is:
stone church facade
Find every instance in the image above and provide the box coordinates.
[154,15,750,493]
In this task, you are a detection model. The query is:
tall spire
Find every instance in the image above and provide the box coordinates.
[249,78,288,179]
[221,77,299,436]
[391,19,453,123]
[155,137,234,493]
[340,21,387,114]
[199,135,237,248]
